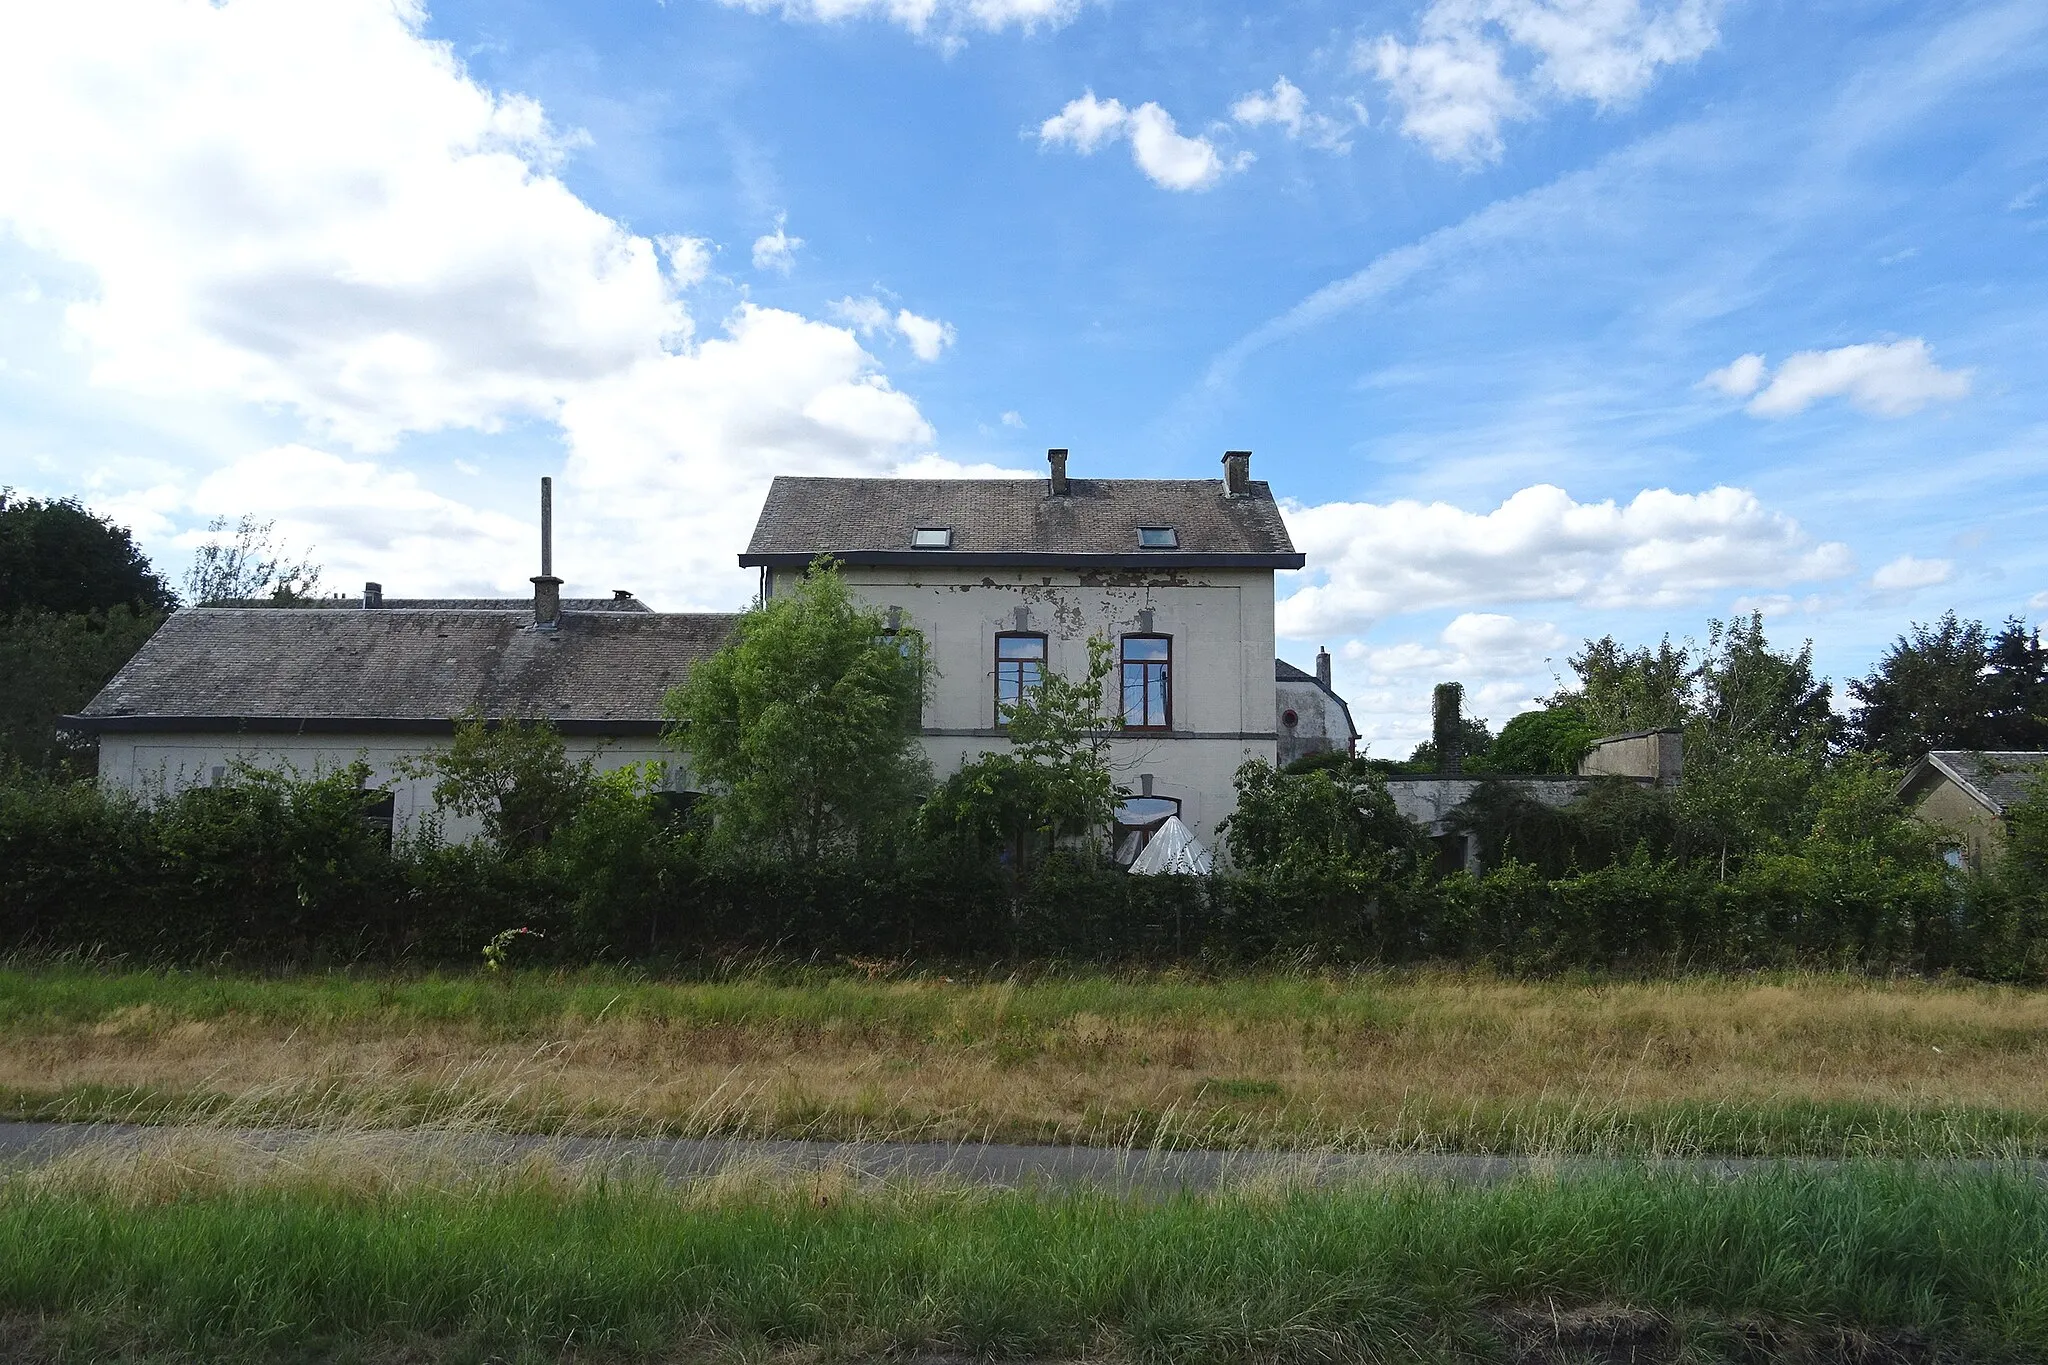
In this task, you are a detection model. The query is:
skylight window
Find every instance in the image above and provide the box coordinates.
[1137,527,1178,549]
[911,527,952,549]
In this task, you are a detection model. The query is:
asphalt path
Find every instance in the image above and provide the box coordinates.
[3,1120,2038,1191]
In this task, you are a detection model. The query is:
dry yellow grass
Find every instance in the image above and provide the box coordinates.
[8,968,2048,1154]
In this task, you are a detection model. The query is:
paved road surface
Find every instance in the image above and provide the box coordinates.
[2,1121,2034,1190]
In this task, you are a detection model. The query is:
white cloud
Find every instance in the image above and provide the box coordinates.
[0,0,690,453]
[1039,92,1245,191]
[893,309,955,362]
[714,0,1080,41]
[0,0,953,609]
[1322,613,1566,757]
[1870,554,1954,592]
[830,296,956,360]
[1701,352,1766,398]
[2030,590,2048,612]
[1000,410,1027,429]
[751,215,803,275]
[1727,339,1972,418]
[1277,483,1855,638]
[1230,77,1357,153]
[1367,0,1722,163]
[184,444,531,596]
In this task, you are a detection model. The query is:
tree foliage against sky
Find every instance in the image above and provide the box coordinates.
[664,559,928,865]
[0,491,174,617]
[1849,613,2048,764]
[182,515,325,606]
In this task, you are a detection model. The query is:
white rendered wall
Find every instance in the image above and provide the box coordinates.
[772,564,1279,850]
[96,733,679,843]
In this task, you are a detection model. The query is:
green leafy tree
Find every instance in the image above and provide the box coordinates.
[921,635,1121,871]
[1693,613,1839,759]
[1221,759,1420,877]
[1486,704,1598,774]
[1559,634,1697,736]
[0,492,175,773]
[183,514,324,605]
[664,558,928,865]
[407,712,594,851]
[0,491,175,616]
[0,607,163,772]
[1848,613,2047,763]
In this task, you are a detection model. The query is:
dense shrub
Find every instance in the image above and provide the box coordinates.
[6,759,2048,979]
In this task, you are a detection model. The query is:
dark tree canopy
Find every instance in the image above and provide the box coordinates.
[1849,613,2048,764]
[0,491,176,617]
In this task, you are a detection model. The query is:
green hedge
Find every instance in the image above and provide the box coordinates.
[5,769,2047,978]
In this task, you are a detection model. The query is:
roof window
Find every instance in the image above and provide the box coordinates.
[911,527,953,549]
[1137,526,1178,549]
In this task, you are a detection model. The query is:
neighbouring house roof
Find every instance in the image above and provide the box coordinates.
[1899,750,2048,816]
[740,476,1305,570]
[67,605,738,737]
[1275,658,1357,739]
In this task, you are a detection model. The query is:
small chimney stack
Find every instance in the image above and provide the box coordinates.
[1048,448,1070,496]
[1221,449,1251,497]
[612,589,633,602]
[531,476,562,629]
[1316,646,1332,690]
[1432,681,1464,776]
[363,581,383,609]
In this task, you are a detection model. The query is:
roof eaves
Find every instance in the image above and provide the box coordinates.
[739,550,1306,570]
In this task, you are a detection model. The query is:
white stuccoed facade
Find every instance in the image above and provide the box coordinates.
[773,562,1278,850]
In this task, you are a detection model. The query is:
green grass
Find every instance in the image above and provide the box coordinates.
[3,1162,2045,1362]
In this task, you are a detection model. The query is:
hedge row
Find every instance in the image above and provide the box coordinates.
[5,770,2048,978]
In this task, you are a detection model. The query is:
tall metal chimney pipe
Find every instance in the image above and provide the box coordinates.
[531,476,562,628]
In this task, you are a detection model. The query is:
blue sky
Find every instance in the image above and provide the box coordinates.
[1,0,2044,750]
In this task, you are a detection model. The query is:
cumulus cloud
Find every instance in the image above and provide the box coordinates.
[1870,554,1954,592]
[0,0,952,608]
[1039,92,1246,191]
[714,0,1080,41]
[1367,0,1722,163]
[0,0,691,453]
[1276,483,1855,638]
[1708,339,1973,418]
[751,214,804,274]
[184,445,532,596]
[1230,77,1358,152]
[1322,613,1567,757]
[830,296,957,361]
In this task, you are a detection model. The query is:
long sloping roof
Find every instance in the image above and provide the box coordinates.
[1904,750,2048,815]
[70,606,737,736]
[741,476,1303,569]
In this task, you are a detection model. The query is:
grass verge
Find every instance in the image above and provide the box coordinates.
[3,1143,2045,1363]
[9,962,2048,1156]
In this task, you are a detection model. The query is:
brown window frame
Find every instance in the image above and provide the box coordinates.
[994,631,1048,725]
[1120,633,1172,730]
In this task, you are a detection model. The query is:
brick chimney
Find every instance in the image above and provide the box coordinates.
[1048,448,1070,496]
[1316,646,1331,690]
[1221,450,1251,497]
[363,581,383,609]
[531,476,562,629]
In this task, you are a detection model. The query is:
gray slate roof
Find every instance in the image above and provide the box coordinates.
[1910,751,2048,815]
[741,476,1303,569]
[71,606,737,736]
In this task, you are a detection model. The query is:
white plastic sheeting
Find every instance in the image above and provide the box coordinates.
[1127,815,1213,876]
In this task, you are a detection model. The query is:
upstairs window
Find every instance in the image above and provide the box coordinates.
[1137,526,1178,549]
[995,633,1046,722]
[1121,635,1171,729]
[911,526,952,548]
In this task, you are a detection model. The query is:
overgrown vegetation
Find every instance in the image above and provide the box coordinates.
[2,1154,2043,1363]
